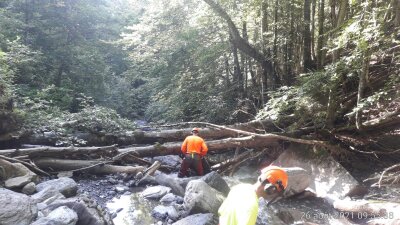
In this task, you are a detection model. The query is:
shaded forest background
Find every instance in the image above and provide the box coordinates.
[0,0,399,148]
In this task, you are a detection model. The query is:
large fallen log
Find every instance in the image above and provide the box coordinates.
[34,158,145,175]
[116,135,281,159]
[2,129,329,160]
[13,119,288,147]
[0,145,118,157]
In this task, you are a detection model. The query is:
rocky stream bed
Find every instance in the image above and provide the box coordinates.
[1,144,400,225]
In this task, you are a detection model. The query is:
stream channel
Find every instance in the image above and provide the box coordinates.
[75,164,400,225]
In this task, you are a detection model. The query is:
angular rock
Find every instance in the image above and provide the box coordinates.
[0,188,37,225]
[32,186,65,204]
[184,180,225,215]
[155,172,186,196]
[0,159,38,189]
[151,205,180,221]
[200,171,230,196]
[141,185,171,200]
[44,198,108,225]
[172,213,218,225]
[282,167,312,198]
[22,182,36,195]
[36,177,78,198]
[273,145,359,198]
[160,193,184,205]
[31,206,78,225]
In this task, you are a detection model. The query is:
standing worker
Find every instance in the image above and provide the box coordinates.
[218,166,288,225]
[178,127,208,178]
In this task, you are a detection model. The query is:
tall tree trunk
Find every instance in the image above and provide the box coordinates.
[273,0,278,66]
[311,0,316,60]
[356,51,370,130]
[337,0,348,26]
[261,0,270,95]
[317,0,325,69]
[203,0,279,89]
[287,0,294,85]
[224,54,231,87]
[325,0,348,127]
[231,37,242,98]
[303,0,313,71]
[242,21,248,98]
[273,0,281,86]
[330,0,337,27]
[261,0,269,51]
[395,0,400,26]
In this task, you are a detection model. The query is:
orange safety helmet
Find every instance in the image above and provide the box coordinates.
[191,127,200,133]
[259,166,288,192]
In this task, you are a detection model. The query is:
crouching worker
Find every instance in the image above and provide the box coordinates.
[218,166,288,225]
[178,127,208,178]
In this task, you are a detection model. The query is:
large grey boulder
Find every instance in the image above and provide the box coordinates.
[160,193,184,205]
[36,177,78,198]
[151,205,180,221]
[0,159,38,189]
[200,171,230,196]
[172,213,218,225]
[32,186,65,204]
[272,145,359,198]
[0,188,37,225]
[155,172,186,196]
[141,185,171,200]
[22,182,37,195]
[184,180,225,215]
[31,206,78,225]
[43,198,109,225]
[283,167,312,197]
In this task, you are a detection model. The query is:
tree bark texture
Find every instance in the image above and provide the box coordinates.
[317,0,325,69]
[34,158,145,175]
[303,0,313,71]
[203,0,279,88]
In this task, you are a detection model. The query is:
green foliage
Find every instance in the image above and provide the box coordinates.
[256,85,327,129]
[19,100,137,146]
[0,50,14,110]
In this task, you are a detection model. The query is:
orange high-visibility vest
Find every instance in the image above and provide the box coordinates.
[181,135,208,156]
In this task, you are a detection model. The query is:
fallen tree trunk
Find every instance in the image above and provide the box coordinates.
[116,135,280,159]
[10,119,285,148]
[2,128,329,160]
[0,145,118,157]
[34,158,145,175]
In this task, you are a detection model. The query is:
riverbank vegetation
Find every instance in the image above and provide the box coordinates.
[0,0,399,171]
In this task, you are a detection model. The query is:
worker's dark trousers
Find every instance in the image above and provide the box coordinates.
[178,154,204,177]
